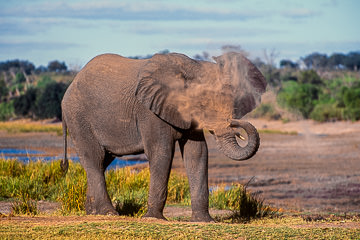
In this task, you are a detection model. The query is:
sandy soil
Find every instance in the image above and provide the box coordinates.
[1,118,360,215]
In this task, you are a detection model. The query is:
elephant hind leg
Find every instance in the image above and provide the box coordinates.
[72,134,117,215]
[85,154,118,215]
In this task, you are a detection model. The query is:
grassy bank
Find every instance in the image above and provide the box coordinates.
[1,215,359,239]
[0,158,274,220]
[1,159,359,239]
[0,120,62,135]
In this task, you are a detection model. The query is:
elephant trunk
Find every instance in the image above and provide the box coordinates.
[213,120,260,161]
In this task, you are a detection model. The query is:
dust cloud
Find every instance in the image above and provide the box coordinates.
[170,52,266,130]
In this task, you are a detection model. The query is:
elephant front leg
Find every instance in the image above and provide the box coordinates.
[180,131,214,222]
[143,144,175,220]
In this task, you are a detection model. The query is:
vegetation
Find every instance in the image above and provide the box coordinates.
[1,215,359,239]
[0,50,359,122]
[0,158,274,220]
[0,121,62,135]
[0,59,73,121]
[0,158,359,238]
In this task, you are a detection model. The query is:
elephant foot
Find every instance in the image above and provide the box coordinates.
[85,201,119,216]
[86,207,119,216]
[190,212,214,223]
[142,210,167,221]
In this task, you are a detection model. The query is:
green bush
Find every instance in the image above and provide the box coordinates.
[15,72,26,84]
[36,75,55,89]
[342,87,360,121]
[13,87,38,117]
[0,79,8,101]
[36,82,68,120]
[0,101,15,121]
[298,70,322,85]
[210,183,276,222]
[310,103,343,122]
[277,81,319,118]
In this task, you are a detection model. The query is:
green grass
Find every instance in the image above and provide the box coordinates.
[0,158,274,220]
[1,215,359,239]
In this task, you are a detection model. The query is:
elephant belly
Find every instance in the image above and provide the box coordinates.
[91,113,145,157]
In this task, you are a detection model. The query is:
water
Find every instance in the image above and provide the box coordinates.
[0,148,147,169]
[0,148,43,155]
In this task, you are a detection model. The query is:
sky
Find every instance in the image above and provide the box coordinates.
[1,0,359,69]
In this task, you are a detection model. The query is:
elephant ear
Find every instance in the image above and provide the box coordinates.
[135,53,201,129]
[213,52,267,119]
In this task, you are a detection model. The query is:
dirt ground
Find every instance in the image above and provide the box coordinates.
[1,118,360,215]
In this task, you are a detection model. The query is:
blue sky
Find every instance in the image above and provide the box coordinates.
[1,0,359,68]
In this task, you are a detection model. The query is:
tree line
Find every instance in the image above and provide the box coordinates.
[0,60,71,121]
[0,49,359,122]
[280,51,360,71]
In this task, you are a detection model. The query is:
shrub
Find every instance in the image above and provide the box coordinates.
[13,87,38,117]
[298,70,322,85]
[36,75,55,89]
[310,103,343,122]
[0,101,15,121]
[36,82,68,120]
[277,81,319,118]
[15,72,26,84]
[342,87,360,121]
[0,79,8,101]
[210,182,276,222]
[11,192,38,216]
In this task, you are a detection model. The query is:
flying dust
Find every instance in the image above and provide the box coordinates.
[170,52,266,130]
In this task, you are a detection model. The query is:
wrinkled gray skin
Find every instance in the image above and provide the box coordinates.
[61,52,267,222]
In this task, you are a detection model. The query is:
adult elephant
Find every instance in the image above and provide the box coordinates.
[61,52,267,222]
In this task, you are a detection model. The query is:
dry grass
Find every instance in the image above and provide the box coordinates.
[0,120,62,136]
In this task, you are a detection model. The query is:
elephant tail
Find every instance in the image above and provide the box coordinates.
[61,117,69,174]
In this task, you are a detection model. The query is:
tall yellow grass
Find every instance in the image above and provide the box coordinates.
[0,120,62,135]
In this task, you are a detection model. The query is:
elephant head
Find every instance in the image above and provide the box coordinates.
[135,52,267,160]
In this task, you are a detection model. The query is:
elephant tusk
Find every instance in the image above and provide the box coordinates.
[235,132,246,141]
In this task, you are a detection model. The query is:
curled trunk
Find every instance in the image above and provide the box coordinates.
[213,120,260,161]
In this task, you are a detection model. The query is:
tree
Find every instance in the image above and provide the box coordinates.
[280,59,298,69]
[298,70,322,85]
[0,60,35,74]
[15,72,26,84]
[302,52,328,69]
[13,87,38,117]
[36,82,68,119]
[328,53,345,69]
[47,60,67,72]
[0,79,8,101]
[344,51,360,71]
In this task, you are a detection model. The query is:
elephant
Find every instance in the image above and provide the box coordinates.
[61,51,267,222]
